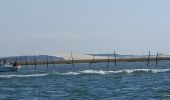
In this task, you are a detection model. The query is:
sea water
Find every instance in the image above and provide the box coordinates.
[0,61,170,100]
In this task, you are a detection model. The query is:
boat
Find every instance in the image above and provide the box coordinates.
[0,60,20,72]
[0,65,18,72]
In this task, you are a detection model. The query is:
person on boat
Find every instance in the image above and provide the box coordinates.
[12,61,20,68]
[13,61,17,66]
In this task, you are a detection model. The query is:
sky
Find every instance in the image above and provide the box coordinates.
[0,0,170,56]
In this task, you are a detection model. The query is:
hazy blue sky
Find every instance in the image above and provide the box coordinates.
[0,0,170,56]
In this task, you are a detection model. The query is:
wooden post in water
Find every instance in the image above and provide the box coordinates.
[71,52,75,68]
[34,56,36,69]
[147,51,150,66]
[89,55,96,67]
[106,54,110,68]
[25,56,27,68]
[114,51,117,67]
[89,55,95,67]
[49,56,56,68]
[15,57,18,62]
[46,56,49,68]
[156,52,158,66]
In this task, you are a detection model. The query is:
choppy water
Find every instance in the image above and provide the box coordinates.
[1,61,170,100]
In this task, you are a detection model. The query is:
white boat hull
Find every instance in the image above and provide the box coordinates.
[0,66,17,72]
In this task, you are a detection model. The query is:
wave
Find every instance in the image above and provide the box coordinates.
[0,69,170,78]
[0,73,49,78]
[58,69,170,75]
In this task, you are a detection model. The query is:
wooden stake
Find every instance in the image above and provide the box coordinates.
[25,56,27,68]
[49,56,55,68]
[114,51,117,67]
[15,57,18,62]
[46,56,49,68]
[147,51,150,66]
[156,52,158,66]
[89,55,95,67]
[71,52,75,68]
[106,54,110,68]
[34,56,36,69]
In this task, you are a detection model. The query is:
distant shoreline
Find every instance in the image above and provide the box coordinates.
[18,56,169,65]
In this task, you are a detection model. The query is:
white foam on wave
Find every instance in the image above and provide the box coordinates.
[0,69,170,78]
[57,69,170,75]
[0,73,48,78]
[59,72,80,75]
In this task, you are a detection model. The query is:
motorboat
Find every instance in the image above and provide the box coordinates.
[0,61,20,72]
[0,64,18,72]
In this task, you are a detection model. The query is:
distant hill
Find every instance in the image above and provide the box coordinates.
[1,55,64,62]
[0,54,143,63]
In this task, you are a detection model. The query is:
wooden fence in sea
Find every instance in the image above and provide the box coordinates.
[17,51,170,68]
